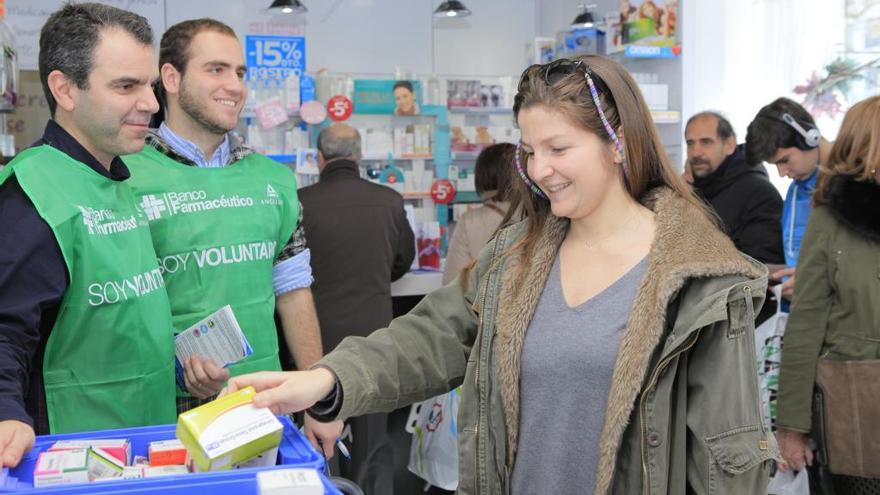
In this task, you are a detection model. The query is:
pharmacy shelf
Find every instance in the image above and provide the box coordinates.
[402,192,432,199]
[453,190,481,204]
[361,153,433,161]
[651,110,680,124]
[451,151,481,161]
[606,45,682,60]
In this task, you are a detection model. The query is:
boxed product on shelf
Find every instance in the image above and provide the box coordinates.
[526,36,555,65]
[447,80,482,108]
[450,126,518,152]
[447,80,509,109]
[556,27,606,57]
[362,128,394,156]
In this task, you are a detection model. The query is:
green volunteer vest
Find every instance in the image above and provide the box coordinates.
[0,145,177,433]
[124,146,299,393]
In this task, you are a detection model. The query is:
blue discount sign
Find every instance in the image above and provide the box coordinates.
[245,35,306,80]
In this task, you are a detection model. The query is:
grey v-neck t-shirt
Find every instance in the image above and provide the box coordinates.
[510,253,648,495]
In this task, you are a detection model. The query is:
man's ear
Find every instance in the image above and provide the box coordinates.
[47,70,77,113]
[723,136,737,156]
[161,63,182,96]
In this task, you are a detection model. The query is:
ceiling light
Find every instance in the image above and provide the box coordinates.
[269,0,307,14]
[434,0,471,18]
[571,4,597,28]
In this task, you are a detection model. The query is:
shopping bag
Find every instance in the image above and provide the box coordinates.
[767,469,809,495]
[755,284,787,428]
[407,389,460,490]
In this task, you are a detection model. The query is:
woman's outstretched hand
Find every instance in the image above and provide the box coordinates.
[222,368,337,416]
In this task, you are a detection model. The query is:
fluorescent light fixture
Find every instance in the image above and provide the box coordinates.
[269,0,307,14]
[434,0,471,18]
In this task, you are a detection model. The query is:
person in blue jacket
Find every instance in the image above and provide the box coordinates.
[745,97,830,301]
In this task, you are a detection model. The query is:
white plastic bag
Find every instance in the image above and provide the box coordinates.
[755,284,788,428]
[767,469,809,495]
[406,389,460,490]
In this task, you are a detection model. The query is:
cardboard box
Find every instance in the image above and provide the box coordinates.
[144,465,190,477]
[49,439,130,466]
[33,449,90,487]
[257,468,323,495]
[177,386,283,472]
[148,439,187,467]
[86,447,125,480]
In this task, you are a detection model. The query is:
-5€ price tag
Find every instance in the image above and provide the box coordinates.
[327,95,353,122]
[430,179,456,204]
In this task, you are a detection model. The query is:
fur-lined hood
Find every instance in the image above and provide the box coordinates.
[825,175,880,243]
[494,186,765,493]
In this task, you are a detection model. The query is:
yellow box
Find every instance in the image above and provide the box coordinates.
[176,386,283,472]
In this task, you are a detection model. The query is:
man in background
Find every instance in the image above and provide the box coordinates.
[745,97,830,300]
[685,110,785,265]
[123,18,338,454]
[299,123,415,495]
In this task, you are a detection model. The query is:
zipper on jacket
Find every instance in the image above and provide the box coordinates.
[475,229,506,494]
[639,329,702,495]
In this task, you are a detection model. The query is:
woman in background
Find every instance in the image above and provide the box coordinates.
[443,142,515,284]
[776,95,880,493]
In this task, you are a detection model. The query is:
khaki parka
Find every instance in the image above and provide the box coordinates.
[318,187,778,494]
[778,175,880,433]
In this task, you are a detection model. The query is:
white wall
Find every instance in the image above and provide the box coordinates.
[8,0,539,78]
[681,0,846,193]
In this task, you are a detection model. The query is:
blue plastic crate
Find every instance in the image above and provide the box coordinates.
[0,416,339,494]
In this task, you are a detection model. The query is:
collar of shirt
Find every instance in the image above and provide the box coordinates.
[158,122,231,168]
[793,167,819,193]
[35,120,131,181]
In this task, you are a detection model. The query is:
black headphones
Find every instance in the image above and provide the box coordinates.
[761,111,821,150]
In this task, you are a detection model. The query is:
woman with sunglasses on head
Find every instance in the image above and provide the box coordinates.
[224,55,776,494]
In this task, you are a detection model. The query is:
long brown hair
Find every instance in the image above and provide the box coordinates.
[506,54,704,260]
[814,95,880,206]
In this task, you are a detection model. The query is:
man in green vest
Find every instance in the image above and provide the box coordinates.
[0,3,179,467]
[124,18,340,456]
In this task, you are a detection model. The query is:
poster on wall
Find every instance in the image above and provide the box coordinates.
[6,0,165,70]
[244,34,305,80]
[353,80,422,115]
[606,0,678,56]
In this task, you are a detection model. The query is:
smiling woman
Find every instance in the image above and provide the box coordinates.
[222,54,777,495]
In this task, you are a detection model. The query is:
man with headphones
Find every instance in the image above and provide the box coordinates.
[745,97,831,300]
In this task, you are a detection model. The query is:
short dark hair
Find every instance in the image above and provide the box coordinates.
[160,18,236,76]
[393,80,414,93]
[745,97,816,165]
[39,2,153,117]
[474,142,515,202]
[685,111,736,142]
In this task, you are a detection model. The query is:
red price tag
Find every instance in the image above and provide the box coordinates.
[430,179,456,204]
[327,95,353,122]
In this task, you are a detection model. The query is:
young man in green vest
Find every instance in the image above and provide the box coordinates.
[0,3,179,467]
[124,19,340,456]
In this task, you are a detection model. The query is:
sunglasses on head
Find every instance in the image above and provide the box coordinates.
[514,58,629,198]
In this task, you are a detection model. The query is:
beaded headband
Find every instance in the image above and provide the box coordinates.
[515,59,629,198]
